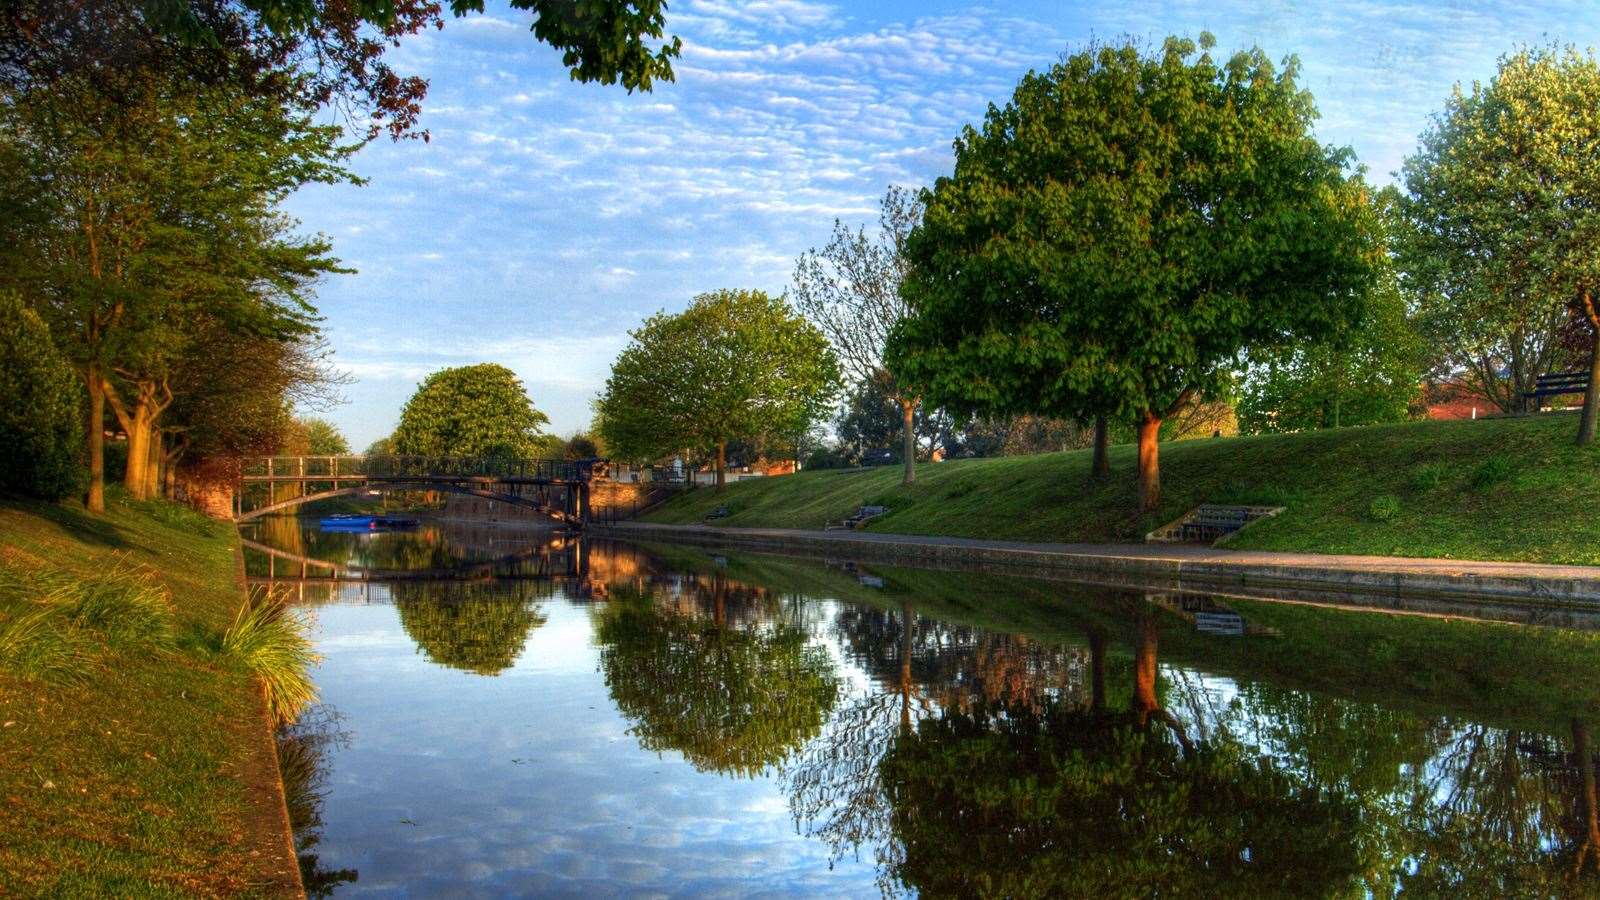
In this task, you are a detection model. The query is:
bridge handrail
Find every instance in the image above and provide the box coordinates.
[239,455,606,481]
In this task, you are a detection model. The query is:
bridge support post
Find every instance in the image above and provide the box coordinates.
[578,481,592,528]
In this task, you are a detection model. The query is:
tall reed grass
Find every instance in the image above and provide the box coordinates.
[220,588,319,725]
[0,556,175,682]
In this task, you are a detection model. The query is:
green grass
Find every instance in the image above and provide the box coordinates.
[0,489,299,897]
[645,414,1600,564]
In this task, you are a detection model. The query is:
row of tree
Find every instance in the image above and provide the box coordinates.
[598,36,1600,512]
[0,0,681,511]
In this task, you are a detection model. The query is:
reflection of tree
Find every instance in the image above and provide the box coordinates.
[595,575,840,777]
[880,699,1365,897]
[392,582,549,676]
[278,705,358,897]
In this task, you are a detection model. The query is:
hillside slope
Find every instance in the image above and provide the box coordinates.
[644,414,1600,565]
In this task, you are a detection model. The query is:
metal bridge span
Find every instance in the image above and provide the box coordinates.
[234,455,606,525]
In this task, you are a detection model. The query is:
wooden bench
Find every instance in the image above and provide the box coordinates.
[1525,371,1591,410]
[704,505,730,520]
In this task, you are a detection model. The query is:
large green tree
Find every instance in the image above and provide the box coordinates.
[888,35,1379,512]
[392,363,553,458]
[596,289,839,488]
[1399,45,1600,442]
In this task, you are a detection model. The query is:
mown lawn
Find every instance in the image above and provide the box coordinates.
[0,491,298,897]
[644,413,1600,564]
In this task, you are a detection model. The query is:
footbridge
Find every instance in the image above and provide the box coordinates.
[234,455,607,525]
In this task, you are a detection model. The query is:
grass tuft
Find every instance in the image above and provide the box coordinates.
[219,589,319,726]
[55,562,175,650]
[1367,494,1402,523]
[1469,455,1513,491]
[1408,462,1448,492]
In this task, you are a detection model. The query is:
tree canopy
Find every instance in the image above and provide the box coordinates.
[2,0,679,141]
[887,35,1379,510]
[1398,44,1600,441]
[392,363,553,458]
[597,289,839,486]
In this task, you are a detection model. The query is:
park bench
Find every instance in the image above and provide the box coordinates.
[704,505,730,520]
[1524,371,1591,411]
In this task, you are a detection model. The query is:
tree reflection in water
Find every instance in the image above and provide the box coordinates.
[594,573,840,778]
[788,588,1600,897]
[392,580,551,676]
[277,705,358,897]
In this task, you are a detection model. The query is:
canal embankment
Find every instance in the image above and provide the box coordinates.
[599,520,1600,611]
[0,492,302,897]
[639,415,1600,566]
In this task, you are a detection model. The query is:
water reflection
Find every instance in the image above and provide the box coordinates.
[243,518,1600,896]
[277,705,360,896]
[595,574,839,777]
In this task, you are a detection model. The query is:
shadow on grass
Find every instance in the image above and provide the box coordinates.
[25,498,129,550]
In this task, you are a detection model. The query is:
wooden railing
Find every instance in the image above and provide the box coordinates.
[239,455,605,483]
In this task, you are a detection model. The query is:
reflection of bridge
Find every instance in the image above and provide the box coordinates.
[241,537,588,584]
[233,456,606,525]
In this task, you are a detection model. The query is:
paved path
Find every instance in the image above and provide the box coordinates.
[598,521,1600,608]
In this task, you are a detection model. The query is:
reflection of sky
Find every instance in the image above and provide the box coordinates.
[305,600,881,897]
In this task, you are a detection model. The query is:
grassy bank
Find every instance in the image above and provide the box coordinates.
[645,414,1600,564]
[0,491,305,897]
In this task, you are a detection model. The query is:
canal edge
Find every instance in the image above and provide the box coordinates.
[230,536,307,898]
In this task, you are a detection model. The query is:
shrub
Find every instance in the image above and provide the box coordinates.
[1367,494,1401,522]
[1408,462,1448,492]
[0,291,84,500]
[1469,455,1513,490]
[220,591,319,725]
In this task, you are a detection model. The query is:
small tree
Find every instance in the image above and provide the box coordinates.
[889,35,1379,512]
[1399,45,1600,442]
[1240,248,1426,434]
[297,418,351,456]
[0,291,83,500]
[793,187,926,484]
[392,364,552,458]
[597,289,839,488]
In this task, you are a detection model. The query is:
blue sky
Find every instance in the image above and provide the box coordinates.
[284,0,1600,449]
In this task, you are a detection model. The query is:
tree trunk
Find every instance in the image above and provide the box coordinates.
[715,440,727,490]
[122,414,150,500]
[900,601,914,732]
[1132,617,1159,728]
[1136,411,1162,513]
[143,427,162,499]
[1575,718,1600,875]
[84,368,105,513]
[1091,415,1110,478]
[900,397,917,486]
[1088,628,1106,713]
[1579,291,1600,446]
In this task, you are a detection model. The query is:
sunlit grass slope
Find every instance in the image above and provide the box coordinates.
[644,414,1600,564]
[0,491,297,897]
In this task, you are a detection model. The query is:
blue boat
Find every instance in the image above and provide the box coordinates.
[318,514,420,531]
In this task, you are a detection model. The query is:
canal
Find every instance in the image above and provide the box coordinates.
[242,516,1600,897]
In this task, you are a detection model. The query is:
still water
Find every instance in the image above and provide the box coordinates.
[242,516,1600,898]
